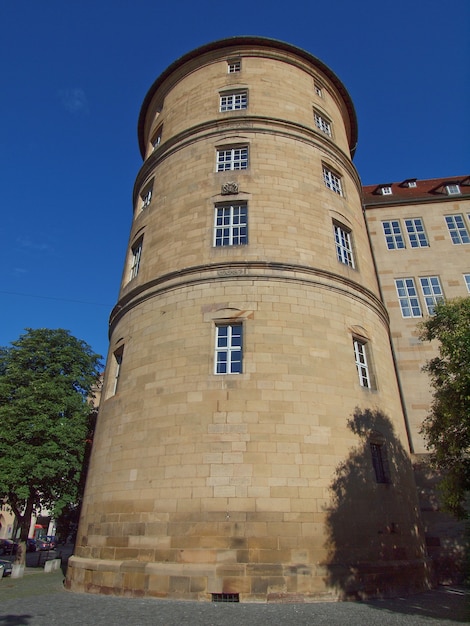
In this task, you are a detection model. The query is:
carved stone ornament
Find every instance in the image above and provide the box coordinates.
[221,182,239,195]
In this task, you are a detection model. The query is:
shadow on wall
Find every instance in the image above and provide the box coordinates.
[323,407,430,599]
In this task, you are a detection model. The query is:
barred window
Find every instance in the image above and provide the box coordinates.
[217,147,248,171]
[214,203,248,246]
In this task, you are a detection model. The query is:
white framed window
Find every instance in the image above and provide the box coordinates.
[130,238,143,280]
[445,215,470,244]
[464,274,470,292]
[407,180,417,188]
[227,60,241,73]
[380,186,392,195]
[334,223,355,268]
[220,91,247,112]
[445,184,460,195]
[405,218,428,248]
[217,146,248,171]
[314,111,332,136]
[140,181,153,209]
[395,278,422,318]
[151,126,163,150]
[353,338,371,388]
[112,347,123,395]
[370,441,390,483]
[215,324,243,374]
[214,203,248,246]
[419,276,444,315]
[323,166,342,196]
[382,220,405,250]
[314,82,323,97]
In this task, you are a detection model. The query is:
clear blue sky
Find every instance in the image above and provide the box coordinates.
[1,0,469,361]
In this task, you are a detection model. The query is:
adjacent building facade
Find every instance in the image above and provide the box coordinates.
[66,37,468,601]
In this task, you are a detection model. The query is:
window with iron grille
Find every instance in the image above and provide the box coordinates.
[214,203,248,246]
[220,91,247,112]
[314,111,332,136]
[323,166,342,195]
[370,442,390,483]
[445,214,470,244]
[419,276,444,315]
[382,220,405,249]
[334,223,355,268]
[405,218,428,248]
[395,278,422,318]
[215,324,243,374]
[217,147,248,171]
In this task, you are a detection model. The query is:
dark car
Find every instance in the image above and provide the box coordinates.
[0,539,18,556]
[45,536,57,549]
[26,538,37,552]
[35,538,53,551]
[0,559,13,577]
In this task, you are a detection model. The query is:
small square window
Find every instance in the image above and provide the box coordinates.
[227,60,241,73]
[323,166,343,196]
[220,91,248,112]
[215,324,243,374]
[333,223,355,268]
[214,203,248,246]
[314,82,323,97]
[445,184,460,195]
[380,186,392,195]
[140,181,153,209]
[217,146,248,171]
[407,181,417,188]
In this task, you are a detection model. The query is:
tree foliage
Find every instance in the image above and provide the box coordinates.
[0,328,102,543]
[419,297,470,518]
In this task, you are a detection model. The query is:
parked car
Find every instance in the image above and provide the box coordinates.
[26,538,37,552]
[0,539,18,556]
[35,538,54,551]
[0,559,13,577]
[45,536,57,549]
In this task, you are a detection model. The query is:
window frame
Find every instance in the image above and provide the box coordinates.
[419,276,444,315]
[405,217,429,248]
[216,146,249,172]
[227,59,241,73]
[382,220,405,250]
[219,90,248,112]
[214,202,248,247]
[445,184,460,195]
[333,222,355,268]
[139,181,153,210]
[353,338,372,388]
[313,110,332,136]
[214,323,243,375]
[151,125,163,151]
[380,186,392,195]
[395,277,422,318]
[323,166,343,196]
[129,238,143,281]
[464,274,470,293]
[370,441,391,484]
[445,214,470,244]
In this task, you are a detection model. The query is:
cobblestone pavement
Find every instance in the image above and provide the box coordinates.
[0,568,468,626]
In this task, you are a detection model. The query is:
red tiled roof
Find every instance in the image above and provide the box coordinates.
[362,175,470,207]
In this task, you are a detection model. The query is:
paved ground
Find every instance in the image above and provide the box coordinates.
[0,565,468,626]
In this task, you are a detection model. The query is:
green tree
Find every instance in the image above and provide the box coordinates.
[0,328,102,553]
[419,297,470,518]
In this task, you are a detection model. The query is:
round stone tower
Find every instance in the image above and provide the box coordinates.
[67,37,429,600]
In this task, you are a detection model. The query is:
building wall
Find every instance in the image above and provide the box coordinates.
[67,38,429,601]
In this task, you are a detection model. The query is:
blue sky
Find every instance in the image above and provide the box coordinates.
[1,0,469,361]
